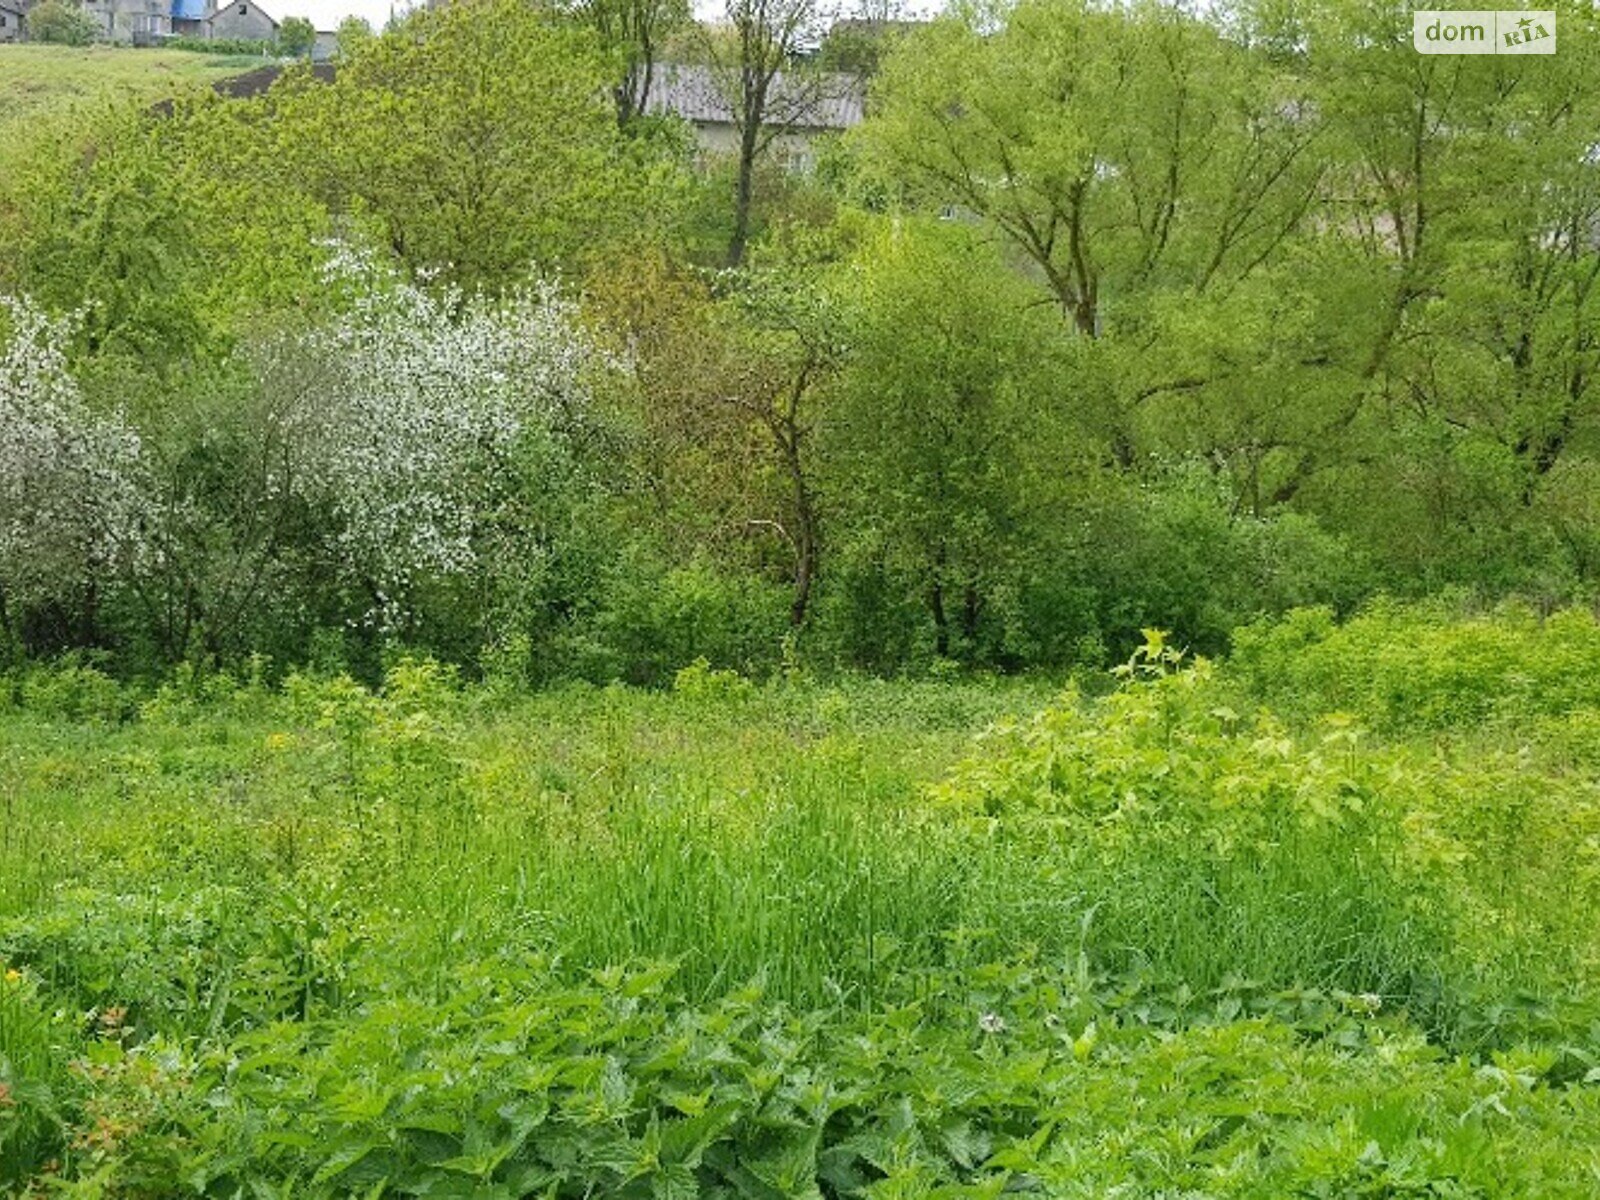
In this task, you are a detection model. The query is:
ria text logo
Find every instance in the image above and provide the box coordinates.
[1414,10,1555,54]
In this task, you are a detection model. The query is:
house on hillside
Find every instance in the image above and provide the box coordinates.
[65,0,292,44]
[202,1,337,56]
[85,0,171,41]
[644,63,864,172]
[205,0,276,41]
[0,0,26,43]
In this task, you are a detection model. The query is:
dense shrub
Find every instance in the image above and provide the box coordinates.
[24,0,101,45]
[1229,600,1600,732]
[932,633,1600,1032]
[162,36,274,55]
[586,553,792,685]
[1057,467,1375,662]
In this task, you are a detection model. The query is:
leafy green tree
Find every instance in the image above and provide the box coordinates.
[821,219,1069,660]
[861,0,1321,341]
[276,15,316,58]
[858,0,1328,478]
[278,0,679,292]
[590,246,836,627]
[333,14,373,57]
[703,0,836,266]
[567,0,690,126]
[859,0,1600,599]
[25,0,101,45]
[2,97,330,373]
[1214,0,1600,590]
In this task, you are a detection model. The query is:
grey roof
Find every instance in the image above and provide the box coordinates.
[645,62,864,131]
[205,0,277,26]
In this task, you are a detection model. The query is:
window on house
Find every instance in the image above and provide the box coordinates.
[238,4,247,12]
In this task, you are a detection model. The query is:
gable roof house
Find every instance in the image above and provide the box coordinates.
[644,63,864,173]
[205,0,277,42]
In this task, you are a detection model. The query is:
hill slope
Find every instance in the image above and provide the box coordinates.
[0,44,262,168]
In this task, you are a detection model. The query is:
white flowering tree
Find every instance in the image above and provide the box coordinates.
[282,245,617,634]
[0,297,146,648]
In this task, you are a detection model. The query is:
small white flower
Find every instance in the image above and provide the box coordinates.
[978,1011,1007,1034]
[271,243,618,628]
[0,296,147,606]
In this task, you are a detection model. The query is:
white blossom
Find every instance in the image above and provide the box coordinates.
[285,244,613,625]
[0,296,146,608]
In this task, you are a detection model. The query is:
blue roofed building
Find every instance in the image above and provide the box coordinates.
[171,0,205,36]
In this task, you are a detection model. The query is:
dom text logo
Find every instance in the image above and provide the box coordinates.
[1414,10,1554,54]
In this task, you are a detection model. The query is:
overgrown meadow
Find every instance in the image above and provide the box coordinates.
[4,603,1600,1195]
[5,0,1600,1193]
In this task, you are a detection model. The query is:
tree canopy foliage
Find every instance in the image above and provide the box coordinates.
[0,0,1597,680]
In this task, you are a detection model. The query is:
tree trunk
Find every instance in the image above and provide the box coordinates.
[929,581,949,657]
[728,116,761,267]
[962,581,982,646]
[928,545,949,657]
[791,528,816,627]
[775,419,818,626]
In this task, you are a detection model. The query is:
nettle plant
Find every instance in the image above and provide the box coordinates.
[0,297,146,624]
[280,244,616,629]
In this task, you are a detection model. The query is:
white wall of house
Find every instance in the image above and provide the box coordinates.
[689,123,832,175]
[82,0,170,41]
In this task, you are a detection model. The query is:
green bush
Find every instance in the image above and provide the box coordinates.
[3,655,130,723]
[1066,466,1374,661]
[1230,600,1600,732]
[931,633,1600,1034]
[24,0,101,45]
[163,35,273,55]
[589,554,791,685]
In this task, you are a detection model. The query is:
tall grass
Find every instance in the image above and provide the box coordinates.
[4,612,1600,1191]
[5,637,1594,1047]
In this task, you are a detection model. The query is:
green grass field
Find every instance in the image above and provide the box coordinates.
[0,44,260,174]
[4,611,1600,1194]
[0,44,258,117]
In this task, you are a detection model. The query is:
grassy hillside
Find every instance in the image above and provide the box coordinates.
[0,44,262,170]
[0,43,260,116]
